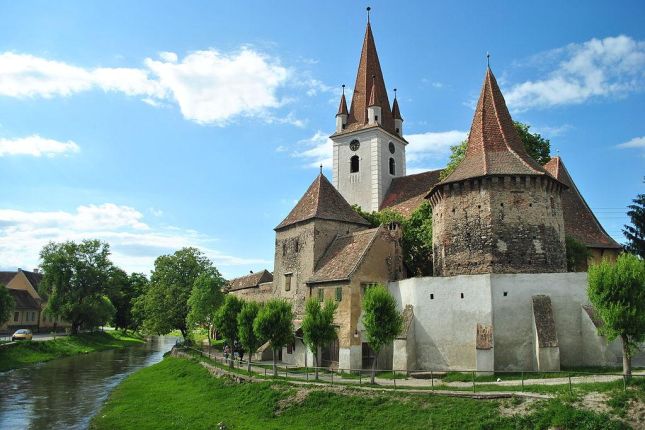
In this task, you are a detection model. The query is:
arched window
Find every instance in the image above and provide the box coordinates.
[389,157,395,175]
[350,155,359,173]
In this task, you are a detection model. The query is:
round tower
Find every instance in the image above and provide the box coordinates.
[427,67,567,276]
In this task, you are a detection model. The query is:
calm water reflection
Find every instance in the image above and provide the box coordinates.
[0,335,176,430]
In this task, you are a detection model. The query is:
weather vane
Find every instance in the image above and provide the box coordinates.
[341,84,345,95]
[486,52,491,67]
[393,88,397,99]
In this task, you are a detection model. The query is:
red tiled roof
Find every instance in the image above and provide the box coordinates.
[9,289,40,310]
[392,96,402,121]
[381,170,442,217]
[544,157,621,249]
[275,173,371,230]
[333,22,397,136]
[308,227,381,283]
[438,68,552,185]
[336,92,348,116]
[228,270,273,292]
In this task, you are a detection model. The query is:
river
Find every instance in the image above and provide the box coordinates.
[0,335,177,430]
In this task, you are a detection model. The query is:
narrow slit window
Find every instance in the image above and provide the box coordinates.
[284,273,292,292]
[350,155,359,173]
[335,287,343,302]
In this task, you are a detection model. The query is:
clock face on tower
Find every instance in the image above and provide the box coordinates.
[350,139,360,151]
[389,142,395,154]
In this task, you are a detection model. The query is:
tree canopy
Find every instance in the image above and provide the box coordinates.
[623,193,645,258]
[140,247,215,338]
[361,284,403,383]
[236,300,262,373]
[187,270,225,345]
[565,236,591,272]
[0,284,14,326]
[254,298,294,376]
[588,253,645,376]
[440,121,552,180]
[213,294,243,362]
[301,297,337,379]
[39,239,115,334]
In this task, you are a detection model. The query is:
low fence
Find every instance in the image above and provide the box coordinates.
[178,343,643,394]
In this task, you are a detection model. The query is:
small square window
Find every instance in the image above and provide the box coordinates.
[503,291,508,297]
[430,294,434,300]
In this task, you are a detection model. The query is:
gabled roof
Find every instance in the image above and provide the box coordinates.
[544,157,621,249]
[381,170,442,217]
[0,271,15,286]
[438,67,553,185]
[308,227,381,284]
[228,270,273,292]
[9,289,40,310]
[22,270,43,289]
[275,173,370,230]
[333,21,397,136]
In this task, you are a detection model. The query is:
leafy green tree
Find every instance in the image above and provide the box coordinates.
[187,271,225,346]
[588,253,645,377]
[0,284,15,326]
[237,300,262,373]
[214,294,243,367]
[129,273,149,332]
[142,247,214,339]
[301,298,338,380]
[254,299,294,377]
[565,236,591,272]
[39,239,115,334]
[623,193,645,258]
[361,284,403,384]
[440,121,551,180]
[106,267,135,331]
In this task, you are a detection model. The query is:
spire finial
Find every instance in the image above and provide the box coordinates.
[342,84,345,96]
[366,6,371,23]
[486,52,491,68]
[393,88,397,100]
[320,164,323,174]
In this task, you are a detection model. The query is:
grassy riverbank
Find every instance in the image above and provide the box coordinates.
[0,330,145,372]
[91,357,634,430]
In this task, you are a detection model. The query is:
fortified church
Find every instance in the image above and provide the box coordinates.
[228,14,629,373]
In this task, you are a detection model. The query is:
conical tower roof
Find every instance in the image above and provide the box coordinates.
[336,92,348,116]
[392,95,402,120]
[275,173,371,230]
[339,21,396,135]
[440,67,551,184]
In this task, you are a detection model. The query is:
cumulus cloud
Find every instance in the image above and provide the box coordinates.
[0,203,269,274]
[291,131,333,169]
[406,130,468,163]
[617,136,645,155]
[505,35,645,110]
[0,135,80,157]
[0,49,290,125]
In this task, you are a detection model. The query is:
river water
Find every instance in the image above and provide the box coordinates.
[0,335,177,430]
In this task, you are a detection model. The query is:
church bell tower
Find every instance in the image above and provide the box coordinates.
[331,11,407,213]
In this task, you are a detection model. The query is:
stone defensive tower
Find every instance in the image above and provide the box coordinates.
[427,67,567,276]
[331,17,407,212]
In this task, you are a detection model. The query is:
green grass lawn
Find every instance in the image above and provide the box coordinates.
[91,357,628,430]
[0,330,145,372]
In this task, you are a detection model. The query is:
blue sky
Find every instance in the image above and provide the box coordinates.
[0,1,643,278]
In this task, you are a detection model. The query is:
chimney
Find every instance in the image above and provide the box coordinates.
[33,268,39,274]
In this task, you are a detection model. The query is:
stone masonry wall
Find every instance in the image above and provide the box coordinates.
[431,176,566,276]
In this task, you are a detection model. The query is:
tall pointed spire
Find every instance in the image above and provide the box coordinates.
[336,85,348,116]
[392,88,402,120]
[439,67,551,184]
[339,14,396,135]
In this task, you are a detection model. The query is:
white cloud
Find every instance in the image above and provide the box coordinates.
[505,35,645,110]
[406,130,468,163]
[0,203,269,274]
[0,134,80,157]
[292,131,332,168]
[617,136,645,153]
[0,49,290,125]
